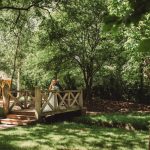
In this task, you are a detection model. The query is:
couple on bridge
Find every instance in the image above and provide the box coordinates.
[48,79,63,91]
[43,79,63,112]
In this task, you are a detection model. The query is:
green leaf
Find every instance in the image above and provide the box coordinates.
[138,39,150,53]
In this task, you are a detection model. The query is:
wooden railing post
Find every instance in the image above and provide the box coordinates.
[79,90,83,108]
[54,92,58,110]
[2,85,9,116]
[79,90,86,115]
[68,91,71,107]
[35,87,42,121]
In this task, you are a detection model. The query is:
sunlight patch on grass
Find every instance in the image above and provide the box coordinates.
[15,141,38,148]
[0,122,149,150]
[73,112,150,130]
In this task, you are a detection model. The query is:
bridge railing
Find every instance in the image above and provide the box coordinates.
[8,90,35,111]
[35,88,83,119]
[1,86,83,119]
[41,90,83,111]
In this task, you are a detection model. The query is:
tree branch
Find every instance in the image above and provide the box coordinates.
[0,0,61,11]
[0,5,35,11]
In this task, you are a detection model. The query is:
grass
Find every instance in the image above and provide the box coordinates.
[73,112,150,130]
[0,122,149,150]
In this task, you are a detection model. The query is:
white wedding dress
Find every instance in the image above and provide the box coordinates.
[43,85,59,112]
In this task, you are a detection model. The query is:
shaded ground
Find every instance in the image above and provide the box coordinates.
[73,112,150,131]
[0,99,149,149]
[86,99,150,113]
[0,123,148,150]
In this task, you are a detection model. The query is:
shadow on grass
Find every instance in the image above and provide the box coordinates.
[0,121,149,150]
[73,112,150,131]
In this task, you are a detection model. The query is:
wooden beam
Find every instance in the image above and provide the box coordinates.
[2,85,10,116]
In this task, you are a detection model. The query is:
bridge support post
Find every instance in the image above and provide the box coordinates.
[79,90,86,115]
[54,93,58,110]
[35,87,42,121]
[2,85,9,116]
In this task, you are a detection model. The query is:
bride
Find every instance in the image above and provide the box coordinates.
[43,79,59,112]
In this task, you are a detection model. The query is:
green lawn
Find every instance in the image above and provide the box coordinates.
[0,122,149,150]
[73,112,150,130]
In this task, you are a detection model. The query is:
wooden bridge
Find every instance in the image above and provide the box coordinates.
[0,86,84,125]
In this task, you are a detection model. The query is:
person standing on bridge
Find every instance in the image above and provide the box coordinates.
[49,79,59,91]
[55,79,63,91]
[43,79,59,112]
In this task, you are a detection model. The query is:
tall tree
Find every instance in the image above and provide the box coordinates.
[39,0,116,101]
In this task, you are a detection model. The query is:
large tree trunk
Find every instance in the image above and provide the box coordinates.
[83,71,93,102]
[85,82,92,102]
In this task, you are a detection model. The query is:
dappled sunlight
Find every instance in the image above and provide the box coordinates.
[0,122,149,150]
[75,112,150,131]
[91,115,112,123]
[0,0,150,149]
[15,141,38,149]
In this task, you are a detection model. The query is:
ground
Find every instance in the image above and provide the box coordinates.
[0,123,149,150]
[0,99,150,150]
[86,99,150,113]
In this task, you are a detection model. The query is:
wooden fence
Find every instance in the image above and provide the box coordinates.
[1,86,83,119]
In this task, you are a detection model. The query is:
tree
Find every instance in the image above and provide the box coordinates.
[105,0,150,24]
[38,0,117,101]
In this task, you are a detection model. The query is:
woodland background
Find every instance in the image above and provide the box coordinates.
[0,0,150,103]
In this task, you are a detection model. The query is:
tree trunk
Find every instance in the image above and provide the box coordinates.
[84,74,93,102]
[17,68,21,97]
[11,34,20,90]
[85,84,92,102]
[138,60,144,103]
[82,64,94,102]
